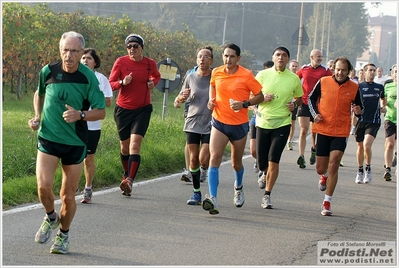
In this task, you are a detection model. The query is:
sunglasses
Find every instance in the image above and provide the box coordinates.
[127,44,140,49]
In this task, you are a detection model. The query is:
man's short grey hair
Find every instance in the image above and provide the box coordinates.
[59,31,85,49]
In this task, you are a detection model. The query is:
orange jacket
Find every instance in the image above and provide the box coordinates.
[309,76,361,137]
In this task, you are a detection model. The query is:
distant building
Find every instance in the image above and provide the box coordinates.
[356,15,397,72]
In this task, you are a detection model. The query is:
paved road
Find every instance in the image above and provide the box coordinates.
[2,126,397,266]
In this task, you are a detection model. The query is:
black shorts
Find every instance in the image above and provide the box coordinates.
[297,104,314,122]
[384,120,397,139]
[250,124,256,139]
[87,130,101,155]
[114,104,153,141]
[315,134,347,156]
[291,106,298,120]
[256,125,290,169]
[354,122,380,142]
[186,132,210,145]
[37,136,86,165]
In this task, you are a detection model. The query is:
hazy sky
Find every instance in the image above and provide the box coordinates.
[365,2,398,17]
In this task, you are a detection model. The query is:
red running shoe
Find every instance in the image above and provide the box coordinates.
[120,178,132,196]
[321,200,332,216]
[318,174,327,191]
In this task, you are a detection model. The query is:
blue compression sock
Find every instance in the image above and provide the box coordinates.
[208,167,219,198]
[234,167,244,188]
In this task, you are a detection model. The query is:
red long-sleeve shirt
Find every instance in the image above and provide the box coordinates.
[297,64,332,105]
[109,56,161,110]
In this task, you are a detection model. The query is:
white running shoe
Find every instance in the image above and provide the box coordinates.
[258,173,266,189]
[363,170,371,184]
[261,194,273,209]
[234,185,245,207]
[202,195,219,215]
[355,171,363,184]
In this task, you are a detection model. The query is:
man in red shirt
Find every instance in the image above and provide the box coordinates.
[108,33,161,196]
[296,49,332,168]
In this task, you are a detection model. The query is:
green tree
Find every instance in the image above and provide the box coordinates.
[2,3,223,99]
[2,3,59,96]
[301,3,370,66]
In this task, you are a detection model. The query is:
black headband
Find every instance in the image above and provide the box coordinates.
[273,46,290,58]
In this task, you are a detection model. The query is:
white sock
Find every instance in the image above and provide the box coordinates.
[324,195,332,203]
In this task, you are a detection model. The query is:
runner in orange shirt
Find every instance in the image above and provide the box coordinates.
[308,56,362,216]
[202,43,264,215]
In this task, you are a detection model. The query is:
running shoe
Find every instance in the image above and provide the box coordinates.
[180,169,192,182]
[287,142,293,151]
[81,188,92,204]
[50,231,70,254]
[202,195,219,215]
[339,161,344,167]
[355,171,363,184]
[297,155,306,169]
[187,191,202,205]
[258,173,266,189]
[318,174,327,191]
[364,170,371,184]
[120,178,132,196]
[384,168,392,181]
[234,186,245,207]
[309,148,316,165]
[200,167,207,182]
[261,194,273,209]
[35,212,61,244]
[321,201,332,216]
[392,153,397,168]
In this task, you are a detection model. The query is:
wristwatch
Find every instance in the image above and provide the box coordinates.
[80,111,86,120]
[293,102,298,109]
[119,80,124,86]
[242,100,251,108]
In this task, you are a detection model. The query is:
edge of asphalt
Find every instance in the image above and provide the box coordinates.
[2,155,251,216]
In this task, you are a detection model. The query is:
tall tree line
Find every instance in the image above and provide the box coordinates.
[45,2,371,66]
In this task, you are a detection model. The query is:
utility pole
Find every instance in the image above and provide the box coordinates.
[297,2,304,64]
[223,12,227,45]
[325,10,331,63]
[320,3,327,54]
[387,32,392,71]
[240,3,245,49]
[313,3,319,49]
[196,15,227,46]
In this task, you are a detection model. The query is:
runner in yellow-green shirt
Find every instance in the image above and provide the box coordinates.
[255,46,303,209]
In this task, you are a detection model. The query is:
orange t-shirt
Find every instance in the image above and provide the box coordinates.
[210,65,262,125]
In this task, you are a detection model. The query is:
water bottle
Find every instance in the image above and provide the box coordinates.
[230,98,239,112]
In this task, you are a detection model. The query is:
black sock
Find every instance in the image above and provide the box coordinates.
[46,210,56,221]
[265,191,271,196]
[365,165,371,172]
[60,229,69,235]
[191,170,201,189]
[358,166,364,173]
